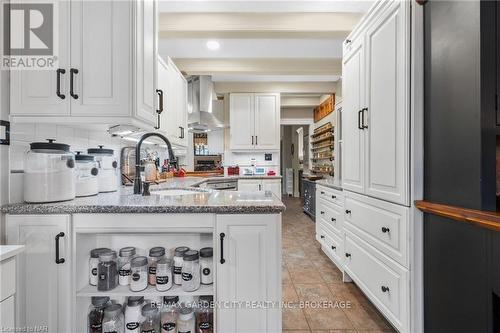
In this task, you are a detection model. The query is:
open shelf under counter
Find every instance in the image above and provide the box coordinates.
[77,283,214,298]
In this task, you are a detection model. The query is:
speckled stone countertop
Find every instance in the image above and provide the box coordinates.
[1,176,285,215]
[315,179,343,191]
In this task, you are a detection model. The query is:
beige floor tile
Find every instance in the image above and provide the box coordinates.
[342,302,392,331]
[289,268,325,284]
[294,283,335,303]
[304,307,354,330]
[282,306,310,330]
[283,266,292,284]
[283,283,300,303]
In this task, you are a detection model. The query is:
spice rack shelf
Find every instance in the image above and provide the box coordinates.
[76,284,214,298]
[311,122,334,176]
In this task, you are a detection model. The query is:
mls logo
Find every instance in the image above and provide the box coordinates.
[4,3,53,56]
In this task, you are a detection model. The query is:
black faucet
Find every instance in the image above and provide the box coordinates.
[134,132,178,194]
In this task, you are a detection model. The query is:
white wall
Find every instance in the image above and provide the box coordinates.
[280,107,313,122]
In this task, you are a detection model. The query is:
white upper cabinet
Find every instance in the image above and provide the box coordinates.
[157,56,188,147]
[342,0,409,206]
[70,0,131,116]
[10,0,70,116]
[216,214,281,333]
[342,36,365,194]
[230,93,280,151]
[10,0,158,128]
[364,0,409,205]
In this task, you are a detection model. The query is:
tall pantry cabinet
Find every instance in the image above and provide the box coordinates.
[10,0,159,128]
[342,0,410,206]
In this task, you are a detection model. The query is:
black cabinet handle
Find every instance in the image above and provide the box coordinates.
[362,108,368,129]
[331,218,336,222]
[345,253,351,258]
[156,89,164,114]
[381,286,390,293]
[382,227,390,233]
[345,209,351,214]
[331,246,336,250]
[70,68,78,99]
[345,39,352,44]
[320,211,325,215]
[179,126,183,139]
[252,136,254,145]
[56,69,65,99]
[219,233,226,264]
[255,136,258,145]
[321,191,325,195]
[55,232,65,264]
[320,235,325,239]
[358,109,363,129]
[331,195,336,199]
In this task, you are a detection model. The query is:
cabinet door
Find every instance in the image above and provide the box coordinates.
[0,296,15,330]
[176,72,188,147]
[237,179,262,192]
[10,0,70,116]
[134,0,157,126]
[364,0,409,205]
[254,93,280,150]
[157,57,176,140]
[262,179,282,199]
[70,0,131,116]
[230,94,255,150]
[341,36,365,194]
[216,215,281,333]
[6,215,71,333]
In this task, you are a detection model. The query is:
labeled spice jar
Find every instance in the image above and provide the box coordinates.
[196,296,213,333]
[90,248,111,286]
[125,296,145,333]
[155,258,173,292]
[199,248,213,285]
[88,296,110,333]
[102,303,124,333]
[141,303,160,333]
[160,296,179,333]
[181,250,201,292]
[173,247,190,285]
[130,256,148,292]
[177,306,195,333]
[119,247,137,286]
[148,247,166,286]
[97,250,118,291]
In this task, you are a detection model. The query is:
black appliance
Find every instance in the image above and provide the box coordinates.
[302,179,316,220]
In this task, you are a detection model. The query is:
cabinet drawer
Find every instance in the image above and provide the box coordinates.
[344,231,408,331]
[0,258,16,301]
[317,186,344,208]
[318,199,343,236]
[344,192,409,266]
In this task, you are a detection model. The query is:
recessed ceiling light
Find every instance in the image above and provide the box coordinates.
[206,40,220,51]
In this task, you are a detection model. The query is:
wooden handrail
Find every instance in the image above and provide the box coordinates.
[415,200,500,232]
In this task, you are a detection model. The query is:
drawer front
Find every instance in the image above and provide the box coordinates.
[317,224,343,267]
[0,258,16,301]
[317,186,344,208]
[344,191,409,266]
[344,231,408,331]
[318,199,343,236]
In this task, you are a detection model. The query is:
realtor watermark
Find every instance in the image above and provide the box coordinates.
[2,1,58,70]
[0,326,48,332]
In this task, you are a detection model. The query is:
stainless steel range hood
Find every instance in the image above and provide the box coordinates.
[187,76,225,133]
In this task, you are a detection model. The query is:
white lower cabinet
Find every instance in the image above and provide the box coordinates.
[238,179,282,199]
[6,215,71,333]
[216,214,281,333]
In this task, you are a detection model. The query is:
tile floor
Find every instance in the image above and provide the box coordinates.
[281,196,396,333]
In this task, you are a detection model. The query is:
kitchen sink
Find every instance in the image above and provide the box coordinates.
[151,188,208,196]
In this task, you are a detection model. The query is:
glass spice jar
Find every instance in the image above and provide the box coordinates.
[88,296,110,333]
[125,296,145,333]
[141,302,160,333]
[97,250,118,291]
[89,248,111,286]
[119,247,137,286]
[130,256,148,292]
[181,250,201,292]
[177,306,195,333]
[102,303,124,333]
[160,296,179,333]
[199,248,213,285]
[155,258,173,292]
[173,247,190,285]
[148,247,166,286]
[196,296,213,333]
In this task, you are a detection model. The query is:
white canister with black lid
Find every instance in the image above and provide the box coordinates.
[24,139,76,203]
[87,146,118,193]
[75,152,99,197]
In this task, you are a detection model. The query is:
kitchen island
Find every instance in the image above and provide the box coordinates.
[1,182,284,333]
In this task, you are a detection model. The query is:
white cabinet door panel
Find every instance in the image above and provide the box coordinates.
[0,296,15,330]
[6,215,71,333]
[237,179,261,192]
[341,37,365,194]
[70,0,131,116]
[262,179,282,199]
[216,215,281,333]
[364,0,409,205]
[10,0,70,116]
[254,94,280,150]
[230,94,255,150]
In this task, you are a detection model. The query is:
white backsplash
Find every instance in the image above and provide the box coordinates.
[225,151,280,175]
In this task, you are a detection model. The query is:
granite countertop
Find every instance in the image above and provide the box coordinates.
[315,179,343,191]
[0,245,25,261]
[1,176,285,215]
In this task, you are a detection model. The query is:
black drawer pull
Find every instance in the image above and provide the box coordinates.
[331,218,336,222]
[381,286,390,293]
[219,233,226,264]
[382,227,390,233]
[321,191,325,195]
[56,68,65,99]
[331,195,336,199]
[331,246,336,250]
[320,235,325,239]
[345,253,351,258]
[70,68,78,99]
[320,211,325,215]
[345,209,351,214]
[55,232,65,264]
